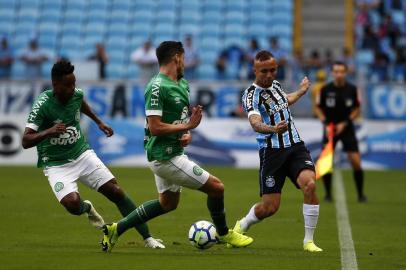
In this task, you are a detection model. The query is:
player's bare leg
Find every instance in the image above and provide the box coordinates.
[347,151,367,202]
[297,169,322,252]
[199,175,253,247]
[98,179,165,248]
[60,192,104,229]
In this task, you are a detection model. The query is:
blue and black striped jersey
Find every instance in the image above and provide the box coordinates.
[242,80,302,149]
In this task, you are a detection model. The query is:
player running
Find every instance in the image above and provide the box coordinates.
[233,50,322,252]
[22,60,164,249]
[101,41,253,252]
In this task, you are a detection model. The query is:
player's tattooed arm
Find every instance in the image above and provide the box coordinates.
[248,114,288,134]
[22,124,66,149]
[287,76,311,105]
[81,100,113,137]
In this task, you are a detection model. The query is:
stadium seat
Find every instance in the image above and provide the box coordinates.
[198,63,217,80]
[156,11,177,23]
[11,60,26,80]
[85,22,106,36]
[61,22,82,36]
[107,63,126,79]
[0,21,14,36]
[0,0,17,9]
[133,0,156,11]
[356,50,374,66]
[110,10,131,23]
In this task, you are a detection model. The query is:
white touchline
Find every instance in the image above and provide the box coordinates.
[334,169,358,270]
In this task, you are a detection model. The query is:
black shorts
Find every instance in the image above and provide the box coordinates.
[259,142,315,196]
[322,123,359,152]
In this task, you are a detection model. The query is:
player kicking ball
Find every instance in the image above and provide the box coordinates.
[22,60,164,249]
[101,41,253,252]
[234,50,322,252]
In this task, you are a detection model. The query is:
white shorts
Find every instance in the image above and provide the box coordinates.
[43,150,114,201]
[149,154,210,193]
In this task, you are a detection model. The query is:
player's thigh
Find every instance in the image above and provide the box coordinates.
[286,144,315,189]
[259,149,288,196]
[78,150,115,191]
[43,163,80,202]
[159,190,181,212]
[150,155,210,192]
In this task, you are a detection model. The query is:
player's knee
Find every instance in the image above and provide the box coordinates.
[211,182,224,198]
[257,203,279,218]
[161,200,178,212]
[62,198,82,215]
[304,180,316,195]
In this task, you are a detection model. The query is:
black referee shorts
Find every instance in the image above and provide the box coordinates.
[258,142,316,196]
[322,123,359,152]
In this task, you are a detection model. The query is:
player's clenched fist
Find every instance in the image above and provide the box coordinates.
[273,120,288,134]
[299,76,311,92]
[48,123,66,135]
[187,105,203,130]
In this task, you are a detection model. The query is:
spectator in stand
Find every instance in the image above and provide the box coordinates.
[307,49,323,79]
[183,35,200,80]
[361,25,380,51]
[0,37,13,79]
[291,48,306,81]
[131,40,158,82]
[246,38,260,80]
[88,43,108,80]
[324,49,334,71]
[393,47,406,81]
[378,14,400,48]
[268,37,288,80]
[215,44,245,80]
[20,38,49,79]
[371,50,390,81]
[340,47,356,78]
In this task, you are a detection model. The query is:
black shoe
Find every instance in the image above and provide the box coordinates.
[324,195,333,202]
[358,195,368,203]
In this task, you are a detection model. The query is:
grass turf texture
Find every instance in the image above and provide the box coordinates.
[0,167,404,270]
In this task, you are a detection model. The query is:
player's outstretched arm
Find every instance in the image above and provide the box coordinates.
[287,76,311,105]
[81,100,113,137]
[22,124,66,149]
[248,114,288,134]
[148,105,202,136]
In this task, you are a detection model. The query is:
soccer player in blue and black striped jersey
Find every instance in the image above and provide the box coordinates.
[233,50,323,252]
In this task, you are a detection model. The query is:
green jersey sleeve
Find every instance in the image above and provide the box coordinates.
[145,76,165,116]
[26,92,50,131]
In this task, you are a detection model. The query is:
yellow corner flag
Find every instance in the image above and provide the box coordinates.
[315,123,335,180]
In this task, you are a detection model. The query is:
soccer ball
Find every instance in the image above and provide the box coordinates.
[188,220,217,249]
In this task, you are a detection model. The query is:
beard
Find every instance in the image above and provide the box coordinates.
[177,67,184,80]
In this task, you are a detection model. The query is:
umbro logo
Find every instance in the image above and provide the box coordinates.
[174,97,181,104]
[305,160,313,166]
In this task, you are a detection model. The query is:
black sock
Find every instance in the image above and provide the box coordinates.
[207,196,228,236]
[353,170,364,198]
[323,173,332,198]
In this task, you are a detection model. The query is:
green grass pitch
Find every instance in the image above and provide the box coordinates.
[0,167,405,270]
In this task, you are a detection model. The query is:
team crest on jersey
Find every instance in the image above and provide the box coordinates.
[265,176,275,187]
[166,147,173,154]
[54,182,64,192]
[75,110,80,121]
[174,96,181,104]
[193,165,203,176]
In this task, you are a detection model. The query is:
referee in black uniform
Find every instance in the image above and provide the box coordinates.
[315,61,367,203]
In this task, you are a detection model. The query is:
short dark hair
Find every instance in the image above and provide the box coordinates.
[255,50,274,62]
[156,41,184,66]
[52,60,74,81]
[332,60,347,70]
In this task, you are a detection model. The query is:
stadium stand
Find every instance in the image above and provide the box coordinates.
[0,0,293,80]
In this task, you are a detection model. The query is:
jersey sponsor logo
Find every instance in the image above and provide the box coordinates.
[50,126,81,145]
[193,165,203,176]
[265,176,275,187]
[28,94,49,123]
[245,89,254,110]
[54,182,64,192]
[150,77,162,107]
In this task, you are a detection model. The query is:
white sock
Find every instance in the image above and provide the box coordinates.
[303,204,320,244]
[239,204,261,232]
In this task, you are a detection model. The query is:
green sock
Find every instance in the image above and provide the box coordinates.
[79,200,91,215]
[117,199,165,236]
[115,195,151,239]
[207,196,229,236]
